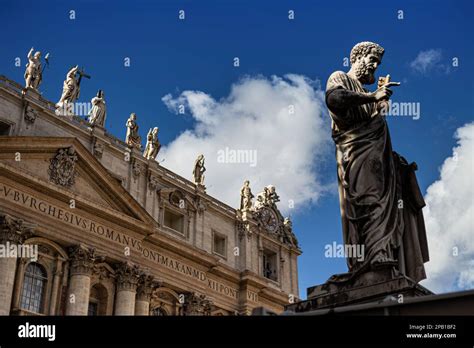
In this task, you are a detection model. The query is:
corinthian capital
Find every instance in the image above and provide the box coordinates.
[137,273,161,301]
[0,214,35,245]
[115,262,141,292]
[68,244,103,276]
[184,292,213,316]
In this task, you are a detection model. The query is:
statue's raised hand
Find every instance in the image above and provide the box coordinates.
[371,81,400,101]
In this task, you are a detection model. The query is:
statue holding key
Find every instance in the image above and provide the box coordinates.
[325,42,429,284]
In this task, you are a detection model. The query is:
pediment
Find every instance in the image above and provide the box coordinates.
[0,136,156,227]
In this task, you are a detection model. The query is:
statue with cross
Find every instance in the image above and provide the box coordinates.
[56,66,90,115]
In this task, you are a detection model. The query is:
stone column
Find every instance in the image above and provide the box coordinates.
[114,262,140,315]
[49,258,63,315]
[135,273,160,316]
[10,258,27,313]
[0,214,34,315]
[65,245,101,315]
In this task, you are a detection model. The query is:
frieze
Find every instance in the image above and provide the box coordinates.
[0,182,256,302]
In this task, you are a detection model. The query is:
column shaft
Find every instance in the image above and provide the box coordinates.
[65,245,102,316]
[0,214,34,315]
[115,289,136,315]
[114,262,140,316]
[135,299,150,316]
[66,274,91,315]
[0,257,18,315]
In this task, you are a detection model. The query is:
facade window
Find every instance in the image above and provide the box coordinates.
[263,250,278,281]
[163,208,184,234]
[88,301,98,316]
[212,231,227,258]
[88,284,107,315]
[151,306,167,316]
[20,263,47,313]
[0,120,11,136]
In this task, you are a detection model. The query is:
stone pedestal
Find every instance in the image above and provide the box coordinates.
[195,184,206,193]
[241,210,253,221]
[65,245,101,316]
[286,267,432,313]
[22,87,41,100]
[91,125,106,137]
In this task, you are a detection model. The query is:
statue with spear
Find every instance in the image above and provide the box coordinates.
[24,47,50,90]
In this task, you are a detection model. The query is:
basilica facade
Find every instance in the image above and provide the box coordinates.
[0,73,300,316]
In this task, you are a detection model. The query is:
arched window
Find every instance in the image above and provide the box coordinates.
[88,284,108,316]
[151,306,168,316]
[20,263,47,314]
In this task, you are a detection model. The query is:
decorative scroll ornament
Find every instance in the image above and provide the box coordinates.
[48,147,78,187]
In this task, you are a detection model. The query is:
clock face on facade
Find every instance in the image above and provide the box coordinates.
[260,208,279,233]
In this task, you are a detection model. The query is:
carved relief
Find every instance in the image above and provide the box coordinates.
[92,263,115,281]
[48,147,78,188]
[132,160,141,178]
[169,190,185,209]
[195,196,207,215]
[148,174,159,192]
[254,185,280,210]
[24,104,38,125]
[282,217,298,248]
[236,220,252,241]
[93,142,104,159]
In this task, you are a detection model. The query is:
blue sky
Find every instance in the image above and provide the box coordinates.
[2,0,473,298]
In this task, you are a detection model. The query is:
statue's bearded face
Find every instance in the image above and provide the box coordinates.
[353,49,382,85]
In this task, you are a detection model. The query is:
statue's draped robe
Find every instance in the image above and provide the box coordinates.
[125,120,141,147]
[144,132,160,159]
[326,71,429,282]
[89,97,106,126]
[59,74,80,105]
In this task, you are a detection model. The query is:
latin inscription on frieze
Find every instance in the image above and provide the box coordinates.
[0,182,252,301]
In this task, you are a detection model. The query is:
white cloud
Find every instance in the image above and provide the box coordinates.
[160,74,331,215]
[410,49,448,74]
[421,122,474,293]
